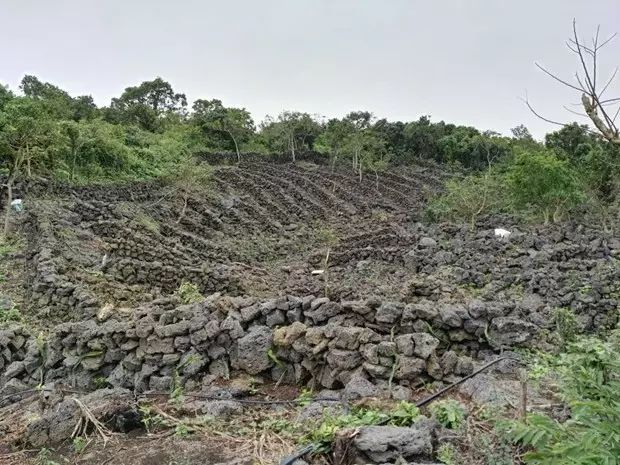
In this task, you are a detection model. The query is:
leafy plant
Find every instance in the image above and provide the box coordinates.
[36,448,60,465]
[504,329,620,464]
[297,388,314,407]
[389,400,420,426]
[139,404,164,433]
[174,423,192,439]
[303,402,420,453]
[437,443,457,465]
[72,436,87,454]
[93,376,110,389]
[176,281,203,304]
[507,150,584,223]
[430,399,467,429]
[426,169,505,229]
[0,303,21,324]
[267,347,284,368]
[553,307,579,346]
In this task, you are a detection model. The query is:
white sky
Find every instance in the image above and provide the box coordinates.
[1,0,619,138]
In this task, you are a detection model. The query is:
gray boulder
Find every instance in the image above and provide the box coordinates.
[343,374,380,400]
[230,326,273,375]
[488,317,538,347]
[353,420,435,462]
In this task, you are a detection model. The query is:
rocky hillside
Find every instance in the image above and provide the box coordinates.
[0,158,619,465]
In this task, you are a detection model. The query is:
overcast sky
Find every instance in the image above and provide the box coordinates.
[1,0,619,138]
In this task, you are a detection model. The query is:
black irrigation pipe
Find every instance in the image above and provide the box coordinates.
[1,356,517,465]
[414,355,514,408]
[280,356,517,465]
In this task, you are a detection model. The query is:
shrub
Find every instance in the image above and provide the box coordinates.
[426,169,506,228]
[506,150,584,223]
[504,330,620,464]
[177,281,203,304]
[430,399,467,429]
[553,307,578,346]
[303,401,420,453]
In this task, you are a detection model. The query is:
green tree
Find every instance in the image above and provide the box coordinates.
[0,98,56,234]
[0,85,13,110]
[59,121,86,180]
[192,99,254,162]
[20,75,95,121]
[315,117,355,169]
[507,150,584,223]
[106,77,187,131]
[260,111,322,161]
[511,124,535,142]
[427,169,505,229]
[545,123,597,161]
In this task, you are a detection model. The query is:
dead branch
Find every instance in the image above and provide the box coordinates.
[528,20,620,145]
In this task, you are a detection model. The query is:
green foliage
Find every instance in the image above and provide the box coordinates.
[303,402,420,453]
[553,307,579,346]
[192,99,254,158]
[139,404,165,433]
[72,436,87,454]
[430,399,467,429]
[504,330,620,464]
[439,129,511,169]
[106,77,187,131]
[297,388,314,407]
[176,281,203,304]
[267,347,284,368]
[36,448,60,465]
[0,303,21,325]
[430,147,592,227]
[260,111,322,160]
[174,423,192,439]
[93,376,111,389]
[427,169,505,228]
[437,443,457,465]
[507,150,584,223]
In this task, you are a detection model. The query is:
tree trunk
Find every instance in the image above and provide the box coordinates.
[231,134,240,164]
[3,176,13,237]
[290,134,296,162]
[375,170,379,190]
[71,147,78,181]
[176,193,189,224]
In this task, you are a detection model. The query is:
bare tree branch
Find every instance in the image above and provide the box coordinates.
[531,20,619,145]
[612,105,620,124]
[535,63,587,92]
[563,105,588,118]
[599,67,619,98]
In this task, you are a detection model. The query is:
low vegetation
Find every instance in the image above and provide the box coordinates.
[505,329,620,465]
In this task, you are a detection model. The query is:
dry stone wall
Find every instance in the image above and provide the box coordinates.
[1,292,555,398]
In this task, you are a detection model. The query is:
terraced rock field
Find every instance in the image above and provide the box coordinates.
[16,159,450,323]
[0,157,618,465]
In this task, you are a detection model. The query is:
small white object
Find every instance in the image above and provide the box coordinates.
[10,199,23,212]
[311,269,325,275]
[494,228,511,239]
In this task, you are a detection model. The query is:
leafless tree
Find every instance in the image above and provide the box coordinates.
[526,20,620,145]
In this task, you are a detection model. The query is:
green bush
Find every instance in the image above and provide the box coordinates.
[506,150,584,223]
[177,281,203,304]
[426,169,506,228]
[429,399,467,429]
[304,401,420,453]
[504,330,620,464]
